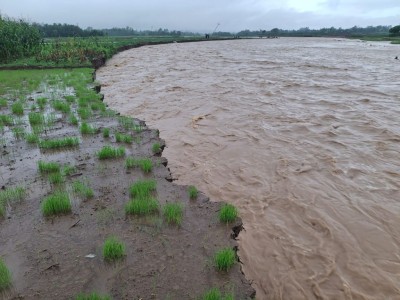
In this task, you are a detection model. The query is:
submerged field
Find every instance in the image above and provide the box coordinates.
[0,69,254,299]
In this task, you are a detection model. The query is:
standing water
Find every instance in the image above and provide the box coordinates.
[97,38,400,299]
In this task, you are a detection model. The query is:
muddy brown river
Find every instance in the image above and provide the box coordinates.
[97,38,400,299]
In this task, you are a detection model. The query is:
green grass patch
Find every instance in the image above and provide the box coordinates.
[125,157,152,173]
[64,95,75,103]
[75,293,111,300]
[219,204,238,223]
[115,132,133,143]
[103,237,125,261]
[69,114,79,125]
[102,128,110,138]
[52,100,70,113]
[25,133,39,144]
[188,185,198,199]
[11,102,24,115]
[125,196,159,216]
[0,186,26,217]
[0,99,8,108]
[41,191,71,217]
[129,179,156,198]
[37,97,47,110]
[48,172,64,185]
[38,160,60,173]
[214,248,236,272]
[0,258,12,291]
[28,112,44,126]
[77,108,91,120]
[97,145,125,159]
[202,288,234,300]
[63,165,77,176]
[72,180,94,199]
[90,102,106,111]
[39,137,79,149]
[0,114,14,126]
[80,122,96,134]
[163,202,183,225]
[12,127,25,139]
[152,142,161,154]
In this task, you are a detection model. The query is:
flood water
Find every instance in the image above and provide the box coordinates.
[97,38,400,299]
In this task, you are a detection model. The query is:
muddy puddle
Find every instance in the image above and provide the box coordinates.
[97,38,400,299]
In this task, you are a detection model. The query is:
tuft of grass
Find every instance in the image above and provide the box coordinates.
[214,248,236,272]
[72,180,94,199]
[41,191,71,217]
[64,95,75,103]
[0,258,12,291]
[129,179,156,198]
[125,157,153,173]
[38,160,60,173]
[37,97,47,110]
[103,237,125,261]
[115,132,133,144]
[39,137,79,149]
[0,114,14,126]
[80,122,96,134]
[125,197,159,215]
[0,187,26,217]
[219,204,238,223]
[118,116,141,131]
[25,133,39,144]
[77,108,91,120]
[202,288,234,300]
[11,101,24,115]
[90,102,106,111]
[69,114,79,126]
[48,172,64,185]
[152,142,161,154]
[188,185,198,199]
[28,112,44,126]
[97,145,125,159]
[52,100,70,113]
[12,127,25,140]
[0,99,7,108]
[102,128,110,138]
[63,165,77,176]
[75,293,111,300]
[163,203,183,225]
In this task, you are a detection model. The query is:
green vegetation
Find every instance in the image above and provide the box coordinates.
[75,293,111,300]
[11,102,24,115]
[214,248,236,272]
[152,142,161,154]
[125,157,153,173]
[103,237,125,261]
[0,258,12,291]
[77,108,92,119]
[63,165,77,176]
[163,203,183,225]
[64,95,75,103]
[0,114,14,126]
[202,288,234,300]
[69,114,79,125]
[80,122,96,134]
[38,160,60,173]
[115,132,133,143]
[0,187,26,217]
[129,179,156,198]
[0,99,7,108]
[125,197,159,215]
[48,172,64,185]
[389,25,400,37]
[219,204,238,223]
[28,112,44,126]
[39,137,79,149]
[41,191,71,216]
[37,97,47,110]
[102,128,110,138]
[52,100,70,113]
[12,127,25,139]
[72,180,94,199]
[118,116,142,132]
[25,133,39,144]
[188,185,198,199]
[97,145,125,159]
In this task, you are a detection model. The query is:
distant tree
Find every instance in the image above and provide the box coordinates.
[389,25,400,36]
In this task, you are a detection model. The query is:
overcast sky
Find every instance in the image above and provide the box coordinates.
[1,0,399,32]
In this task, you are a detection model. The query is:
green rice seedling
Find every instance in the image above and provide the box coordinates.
[52,100,70,113]
[125,157,153,173]
[97,145,125,159]
[48,172,64,185]
[25,133,39,144]
[78,108,91,120]
[102,128,110,138]
[188,186,198,199]
[202,288,234,300]
[41,191,71,217]
[64,95,75,103]
[44,113,56,128]
[214,248,236,272]
[38,161,60,173]
[152,142,161,154]
[28,112,44,126]
[12,127,25,140]
[63,165,76,176]
[0,114,14,126]
[72,180,94,199]
[75,292,111,300]
[103,237,125,261]
[163,203,183,225]
[0,187,26,216]
[219,204,238,223]
[11,102,24,115]
[0,99,7,108]
[78,98,89,108]
[39,137,79,149]
[80,122,96,134]
[90,102,106,111]
[125,157,138,169]
[0,258,12,291]
[37,97,47,110]
[69,114,79,126]
[32,125,44,135]
[129,179,156,198]
[115,132,133,144]
[125,197,159,215]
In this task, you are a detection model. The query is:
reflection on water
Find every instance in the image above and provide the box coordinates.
[98,38,400,299]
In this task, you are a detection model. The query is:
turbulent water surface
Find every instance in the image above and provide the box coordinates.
[97,38,400,299]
